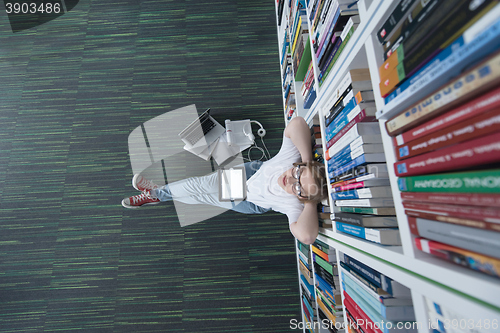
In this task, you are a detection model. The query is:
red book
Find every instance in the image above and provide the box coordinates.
[403,201,500,223]
[395,107,500,160]
[343,291,381,333]
[414,237,500,279]
[405,210,500,233]
[325,109,376,151]
[394,131,500,177]
[345,309,367,333]
[401,192,500,207]
[392,86,500,146]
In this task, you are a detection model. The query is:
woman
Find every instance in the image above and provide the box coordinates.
[121,117,328,244]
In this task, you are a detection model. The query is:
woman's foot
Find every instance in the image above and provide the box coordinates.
[122,190,160,208]
[132,174,159,191]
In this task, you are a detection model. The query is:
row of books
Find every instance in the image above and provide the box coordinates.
[308,0,360,85]
[312,240,344,331]
[339,252,415,333]
[380,2,500,279]
[377,0,500,104]
[297,239,317,331]
[321,69,401,245]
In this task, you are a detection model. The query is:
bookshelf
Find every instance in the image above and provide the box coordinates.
[275,0,500,332]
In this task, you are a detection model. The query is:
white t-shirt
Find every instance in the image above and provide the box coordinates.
[246,134,303,224]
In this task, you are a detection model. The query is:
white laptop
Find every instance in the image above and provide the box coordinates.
[178,108,226,153]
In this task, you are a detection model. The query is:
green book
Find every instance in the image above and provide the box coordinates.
[295,36,311,81]
[314,254,335,275]
[336,206,397,215]
[397,169,500,193]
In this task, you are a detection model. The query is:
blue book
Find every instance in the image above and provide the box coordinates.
[303,86,316,109]
[325,97,357,141]
[335,222,400,245]
[341,271,415,321]
[343,254,411,298]
[384,16,500,105]
[316,6,341,63]
[334,154,386,177]
[300,274,315,299]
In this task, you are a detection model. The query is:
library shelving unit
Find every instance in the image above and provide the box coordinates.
[275,0,500,332]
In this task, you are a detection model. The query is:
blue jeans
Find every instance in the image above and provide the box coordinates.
[152,161,270,214]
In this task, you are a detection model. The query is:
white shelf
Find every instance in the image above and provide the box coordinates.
[275,0,500,330]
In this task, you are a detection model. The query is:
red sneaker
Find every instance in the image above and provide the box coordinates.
[122,190,160,209]
[132,174,159,191]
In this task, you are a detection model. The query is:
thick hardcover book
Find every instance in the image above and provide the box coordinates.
[331,186,392,200]
[403,200,500,223]
[341,268,414,309]
[408,216,500,258]
[333,212,397,228]
[415,237,500,279]
[336,222,401,245]
[394,131,500,177]
[396,107,500,160]
[385,50,500,136]
[405,209,500,233]
[393,86,500,147]
[332,177,390,192]
[400,191,500,206]
[397,169,500,193]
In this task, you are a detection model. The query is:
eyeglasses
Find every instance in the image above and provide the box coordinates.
[291,165,307,199]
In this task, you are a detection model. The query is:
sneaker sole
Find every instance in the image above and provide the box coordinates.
[121,199,161,209]
[132,174,141,191]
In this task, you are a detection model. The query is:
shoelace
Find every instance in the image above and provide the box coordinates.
[138,178,158,189]
[132,190,154,204]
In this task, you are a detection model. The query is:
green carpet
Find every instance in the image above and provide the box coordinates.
[0,1,302,332]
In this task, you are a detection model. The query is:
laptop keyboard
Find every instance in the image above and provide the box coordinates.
[185,118,217,145]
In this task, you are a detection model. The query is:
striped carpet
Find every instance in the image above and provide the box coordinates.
[0,1,302,332]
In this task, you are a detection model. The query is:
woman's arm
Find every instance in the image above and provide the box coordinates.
[289,201,319,245]
[284,117,313,163]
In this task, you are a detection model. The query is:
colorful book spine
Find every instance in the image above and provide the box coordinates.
[398,169,500,193]
[400,191,500,206]
[333,154,387,178]
[408,216,500,258]
[396,107,500,160]
[415,237,500,278]
[325,110,377,152]
[393,86,500,146]
[405,209,500,232]
[336,222,401,246]
[403,200,500,222]
[385,50,500,136]
[394,131,500,177]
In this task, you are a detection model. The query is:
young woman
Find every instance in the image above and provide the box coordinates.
[122,116,328,244]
